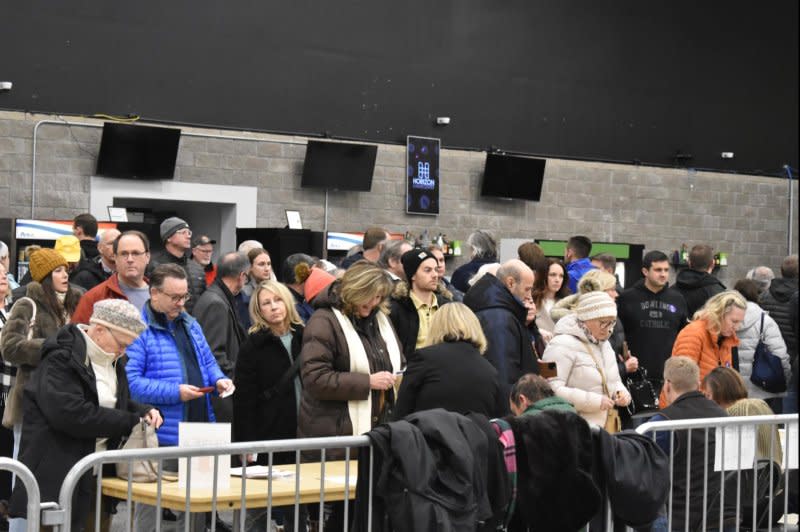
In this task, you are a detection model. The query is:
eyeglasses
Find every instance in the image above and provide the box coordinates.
[118,251,148,259]
[175,229,193,237]
[105,327,132,356]
[598,319,617,330]
[194,247,213,254]
[158,289,191,304]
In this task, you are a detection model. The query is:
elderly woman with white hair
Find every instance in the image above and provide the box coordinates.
[542,292,630,428]
[8,299,161,531]
[450,230,498,293]
[0,241,18,290]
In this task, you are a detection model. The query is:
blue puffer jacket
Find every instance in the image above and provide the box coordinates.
[126,304,226,446]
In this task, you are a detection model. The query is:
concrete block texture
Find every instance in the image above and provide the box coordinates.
[0,111,796,283]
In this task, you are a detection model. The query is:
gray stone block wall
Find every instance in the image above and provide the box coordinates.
[1,110,797,283]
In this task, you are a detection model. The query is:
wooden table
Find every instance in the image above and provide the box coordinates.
[102,461,358,527]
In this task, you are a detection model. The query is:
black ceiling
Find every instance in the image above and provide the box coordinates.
[1,1,797,175]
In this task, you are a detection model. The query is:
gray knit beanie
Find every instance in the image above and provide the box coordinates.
[90,299,147,337]
[160,217,189,241]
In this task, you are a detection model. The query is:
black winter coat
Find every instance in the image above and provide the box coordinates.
[233,326,304,465]
[355,409,499,532]
[9,325,150,524]
[70,255,111,291]
[508,410,601,532]
[463,274,537,410]
[658,391,729,531]
[673,269,726,317]
[388,286,451,359]
[394,340,505,420]
[760,277,799,358]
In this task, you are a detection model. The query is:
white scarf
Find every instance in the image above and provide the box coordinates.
[332,309,402,436]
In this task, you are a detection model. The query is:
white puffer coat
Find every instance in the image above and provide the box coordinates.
[736,301,791,399]
[541,313,629,427]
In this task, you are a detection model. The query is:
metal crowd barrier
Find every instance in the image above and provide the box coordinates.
[0,457,42,531]
[636,413,799,532]
[45,436,372,532]
[6,415,799,531]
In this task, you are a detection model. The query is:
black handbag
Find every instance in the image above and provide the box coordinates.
[749,312,787,393]
[625,367,659,414]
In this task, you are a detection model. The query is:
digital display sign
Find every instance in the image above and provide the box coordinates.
[406,136,440,215]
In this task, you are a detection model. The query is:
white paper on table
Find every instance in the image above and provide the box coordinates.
[178,422,231,490]
[715,425,756,471]
[230,466,294,479]
[781,424,799,469]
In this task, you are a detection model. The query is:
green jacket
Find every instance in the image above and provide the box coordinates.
[521,396,576,416]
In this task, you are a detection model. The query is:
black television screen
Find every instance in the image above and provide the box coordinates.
[301,140,377,191]
[481,153,546,201]
[96,123,181,180]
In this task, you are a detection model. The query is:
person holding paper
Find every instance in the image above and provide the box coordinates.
[126,264,233,447]
[298,262,403,445]
[701,367,783,464]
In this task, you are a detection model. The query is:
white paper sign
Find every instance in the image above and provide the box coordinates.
[781,424,799,470]
[178,422,231,490]
[715,426,756,471]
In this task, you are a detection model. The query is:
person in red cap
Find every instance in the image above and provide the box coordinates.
[300,266,336,307]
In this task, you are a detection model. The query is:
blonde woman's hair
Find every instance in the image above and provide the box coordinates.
[423,302,487,354]
[663,356,700,394]
[339,261,393,318]
[577,270,617,294]
[248,279,303,334]
[693,290,747,334]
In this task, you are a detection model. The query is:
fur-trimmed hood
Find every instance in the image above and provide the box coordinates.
[390,279,453,302]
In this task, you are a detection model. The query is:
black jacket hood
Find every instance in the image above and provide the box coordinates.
[675,268,725,290]
[766,277,798,303]
[463,273,526,323]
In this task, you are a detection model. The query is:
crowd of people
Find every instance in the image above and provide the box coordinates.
[0,214,798,531]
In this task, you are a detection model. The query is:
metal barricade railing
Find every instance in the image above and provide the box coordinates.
[49,435,372,532]
[0,456,42,531]
[636,413,799,532]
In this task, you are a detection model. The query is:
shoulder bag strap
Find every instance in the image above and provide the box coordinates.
[579,339,610,397]
[16,297,37,340]
[262,349,303,402]
[759,312,766,340]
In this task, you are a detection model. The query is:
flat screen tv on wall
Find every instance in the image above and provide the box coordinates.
[95,123,181,180]
[481,153,546,201]
[301,140,377,191]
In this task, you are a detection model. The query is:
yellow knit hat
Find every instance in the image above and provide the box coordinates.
[29,248,68,283]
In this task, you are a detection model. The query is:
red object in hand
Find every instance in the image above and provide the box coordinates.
[197,386,214,393]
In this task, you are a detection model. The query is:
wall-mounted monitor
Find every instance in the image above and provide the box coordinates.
[481,153,546,201]
[301,140,377,191]
[406,136,440,215]
[95,122,181,180]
